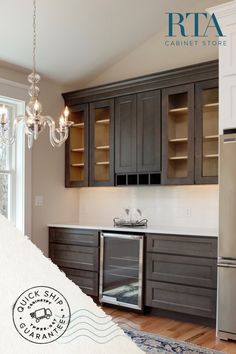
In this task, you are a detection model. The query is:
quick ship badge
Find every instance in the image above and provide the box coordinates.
[12,286,71,344]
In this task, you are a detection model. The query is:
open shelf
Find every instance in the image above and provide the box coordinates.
[204,102,218,108]
[92,104,113,183]
[71,148,84,152]
[96,119,110,125]
[201,87,219,178]
[169,156,188,160]
[72,122,85,128]
[169,137,188,143]
[204,135,218,140]
[164,90,191,180]
[95,161,110,166]
[71,163,85,167]
[169,107,188,113]
[96,145,110,150]
[204,154,219,158]
[68,108,87,184]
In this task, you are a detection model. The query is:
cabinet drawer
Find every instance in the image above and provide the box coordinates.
[146,254,217,288]
[61,267,98,297]
[145,280,216,318]
[49,228,99,247]
[49,244,98,271]
[147,234,217,258]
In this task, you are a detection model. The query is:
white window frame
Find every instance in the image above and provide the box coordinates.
[0,95,25,232]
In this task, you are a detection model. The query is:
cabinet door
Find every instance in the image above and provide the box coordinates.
[195,79,219,184]
[61,267,98,297]
[137,91,161,172]
[162,84,195,185]
[90,99,114,186]
[49,243,98,271]
[145,280,216,318]
[115,95,137,173]
[49,228,99,247]
[65,104,89,187]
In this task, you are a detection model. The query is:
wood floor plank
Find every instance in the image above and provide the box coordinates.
[103,306,236,354]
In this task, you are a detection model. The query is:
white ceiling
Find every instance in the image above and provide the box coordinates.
[0,0,226,87]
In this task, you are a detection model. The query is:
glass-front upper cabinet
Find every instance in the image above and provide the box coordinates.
[195,79,219,184]
[65,104,89,187]
[162,84,195,185]
[90,99,114,186]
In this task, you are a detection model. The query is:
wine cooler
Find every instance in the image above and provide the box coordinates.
[99,232,144,310]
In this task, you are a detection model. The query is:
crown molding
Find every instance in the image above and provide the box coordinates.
[207,1,236,19]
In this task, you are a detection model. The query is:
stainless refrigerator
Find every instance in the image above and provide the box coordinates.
[218,131,236,340]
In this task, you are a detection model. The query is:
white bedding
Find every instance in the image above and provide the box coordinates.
[0,215,144,354]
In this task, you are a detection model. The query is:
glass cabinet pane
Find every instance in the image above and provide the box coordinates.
[202,87,219,177]
[90,99,114,186]
[167,92,189,178]
[70,111,85,181]
[94,107,110,181]
[66,105,88,187]
[100,234,143,310]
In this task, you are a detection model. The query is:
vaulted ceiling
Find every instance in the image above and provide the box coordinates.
[0,0,228,87]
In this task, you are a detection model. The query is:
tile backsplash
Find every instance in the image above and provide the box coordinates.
[77,185,219,229]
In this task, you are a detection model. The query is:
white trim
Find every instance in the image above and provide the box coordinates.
[0,78,28,90]
[0,95,29,235]
[0,83,32,238]
[207,1,236,18]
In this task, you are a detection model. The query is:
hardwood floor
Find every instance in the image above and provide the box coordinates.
[103,306,236,354]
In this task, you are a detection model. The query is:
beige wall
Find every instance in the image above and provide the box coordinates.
[0,65,79,255]
[87,25,219,88]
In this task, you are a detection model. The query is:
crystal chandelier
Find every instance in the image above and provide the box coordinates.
[0,0,73,148]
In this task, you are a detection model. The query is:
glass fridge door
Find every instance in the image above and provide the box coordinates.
[100,233,143,310]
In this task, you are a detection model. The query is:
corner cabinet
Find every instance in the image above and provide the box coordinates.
[162,84,195,185]
[65,104,89,187]
[90,99,115,186]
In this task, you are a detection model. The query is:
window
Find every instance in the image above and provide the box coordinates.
[0,96,25,230]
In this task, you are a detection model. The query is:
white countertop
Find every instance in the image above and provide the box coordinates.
[48,223,218,237]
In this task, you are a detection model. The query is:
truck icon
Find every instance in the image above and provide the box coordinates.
[30,308,52,323]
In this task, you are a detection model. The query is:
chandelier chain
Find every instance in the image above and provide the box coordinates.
[33,0,36,75]
[0,0,73,148]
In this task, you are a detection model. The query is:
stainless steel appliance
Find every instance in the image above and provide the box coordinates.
[218,130,236,340]
[99,232,144,310]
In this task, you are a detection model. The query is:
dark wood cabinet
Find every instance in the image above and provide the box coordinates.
[90,99,115,186]
[49,226,218,320]
[115,95,137,173]
[145,234,217,319]
[65,104,89,187]
[137,91,161,172]
[115,90,161,177]
[49,227,99,297]
[61,267,98,296]
[195,79,219,184]
[162,84,195,185]
[63,60,218,187]
[146,281,216,319]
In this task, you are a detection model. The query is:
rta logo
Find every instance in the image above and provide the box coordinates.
[166,13,224,37]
